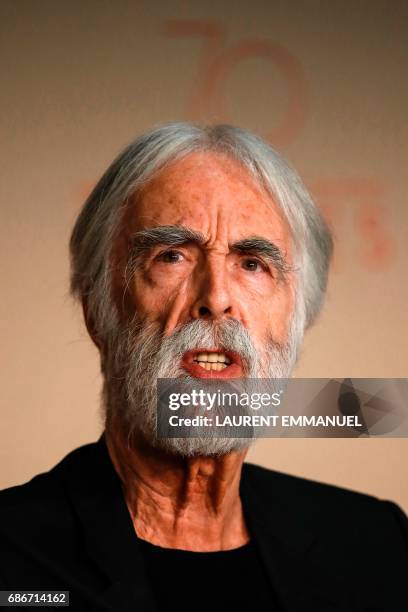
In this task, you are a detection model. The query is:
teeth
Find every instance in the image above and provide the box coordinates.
[199,362,227,371]
[196,353,209,362]
[193,352,232,365]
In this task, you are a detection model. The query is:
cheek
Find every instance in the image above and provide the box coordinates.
[131,269,190,320]
[266,286,295,343]
[238,283,294,346]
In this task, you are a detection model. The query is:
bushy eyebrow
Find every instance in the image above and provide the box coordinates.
[128,224,293,281]
[230,237,292,279]
[130,225,205,255]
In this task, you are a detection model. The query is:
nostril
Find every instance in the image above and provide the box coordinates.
[198,306,211,316]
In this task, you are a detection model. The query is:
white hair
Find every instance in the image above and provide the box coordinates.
[69,122,333,346]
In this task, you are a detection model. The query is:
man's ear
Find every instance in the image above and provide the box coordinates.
[81,296,102,350]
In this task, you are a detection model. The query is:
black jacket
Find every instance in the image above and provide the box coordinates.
[0,434,407,611]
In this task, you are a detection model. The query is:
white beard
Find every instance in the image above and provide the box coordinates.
[103,317,300,457]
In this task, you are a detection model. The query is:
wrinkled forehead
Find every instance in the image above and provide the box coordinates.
[120,151,293,255]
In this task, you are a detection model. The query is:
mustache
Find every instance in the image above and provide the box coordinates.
[123,317,259,377]
[162,318,255,354]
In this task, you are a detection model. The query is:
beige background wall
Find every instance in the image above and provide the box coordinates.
[1,1,407,510]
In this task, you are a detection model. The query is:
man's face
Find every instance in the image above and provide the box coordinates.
[104,151,300,454]
[112,151,296,378]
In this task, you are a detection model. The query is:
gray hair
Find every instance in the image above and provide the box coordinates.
[69,122,333,343]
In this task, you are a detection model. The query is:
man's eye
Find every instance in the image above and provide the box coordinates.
[241,258,264,272]
[156,249,184,263]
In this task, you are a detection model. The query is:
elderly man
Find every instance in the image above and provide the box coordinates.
[0,123,407,611]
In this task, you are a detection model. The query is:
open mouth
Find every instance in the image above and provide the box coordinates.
[181,349,243,378]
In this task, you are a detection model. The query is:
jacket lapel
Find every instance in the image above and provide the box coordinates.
[240,465,348,611]
[60,434,157,612]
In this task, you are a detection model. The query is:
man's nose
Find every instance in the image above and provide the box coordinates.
[190,258,237,321]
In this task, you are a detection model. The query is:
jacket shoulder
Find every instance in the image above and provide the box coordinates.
[243,460,380,504]
[242,461,408,541]
[0,440,100,528]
